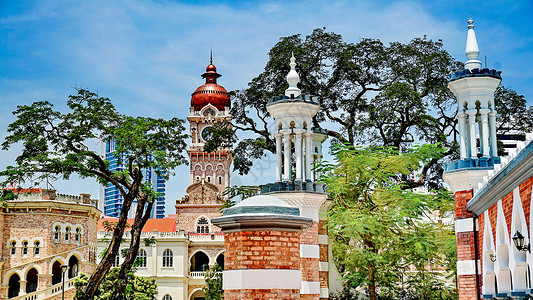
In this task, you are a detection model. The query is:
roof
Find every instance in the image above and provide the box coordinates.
[98,216,176,233]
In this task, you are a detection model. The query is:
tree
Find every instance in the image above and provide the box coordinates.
[202,263,223,300]
[318,144,456,300]
[74,269,157,300]
[1,89,188,299]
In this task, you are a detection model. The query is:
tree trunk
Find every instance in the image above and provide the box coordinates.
[80,176,141,299]
[368,264,376,300]
[113,196,154,297]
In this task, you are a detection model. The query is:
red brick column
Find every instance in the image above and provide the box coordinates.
[454,190,479,300]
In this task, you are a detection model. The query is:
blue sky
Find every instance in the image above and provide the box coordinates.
[1,0,532,215]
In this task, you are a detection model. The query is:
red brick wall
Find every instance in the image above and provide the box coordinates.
[456,232,476,261]
[224,231,300,270]
[458,275,480,300]
[455,190,473,219]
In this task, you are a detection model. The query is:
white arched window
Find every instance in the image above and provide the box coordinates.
[10,241,16,255]
[162,295,172,300]
[162,249,173,267]
[34,241,40,256]
[22,241,28,255]
[112,254,120,267]
[196,217,209,234]
[137,249,147,268]
[54,226,61,243]
[75,228,81,244]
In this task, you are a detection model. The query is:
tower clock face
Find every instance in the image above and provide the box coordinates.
[201,126,212,141]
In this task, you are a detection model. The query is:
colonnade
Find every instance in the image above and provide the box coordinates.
[457,108,498,159]
[274,130,318,182]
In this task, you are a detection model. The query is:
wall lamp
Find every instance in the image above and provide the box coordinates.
[489,254,496,262]
[512,231,530,253]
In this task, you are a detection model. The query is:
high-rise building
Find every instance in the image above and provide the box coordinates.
[101,138,166,218]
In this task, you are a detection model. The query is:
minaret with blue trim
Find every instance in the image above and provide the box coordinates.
[443,18,503,300]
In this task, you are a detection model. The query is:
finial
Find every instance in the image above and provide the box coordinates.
[465,17,481,70]
[285,52,301,98]
[210,48,213,65]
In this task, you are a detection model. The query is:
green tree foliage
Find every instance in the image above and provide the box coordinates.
[202,263,223,300]
[74,269,157,300]
[1,89,188,299]
[318,144,456,300]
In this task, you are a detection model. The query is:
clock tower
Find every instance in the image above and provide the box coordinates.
[187,55,232,193]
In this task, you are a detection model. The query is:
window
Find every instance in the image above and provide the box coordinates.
[22,241,28,255]
[162,249,173,267]
[137,249,147,268]
[10,241,16,255]
[163,295,172,300]
[34,241,40,256]
[219,176,222,185]
[75,228,81,244]
[112,255,120,267]
[207,176,211,183]
[54,226,60,243]
[196,176,200,182]
[65,227,71,243]
[196,217,209,234]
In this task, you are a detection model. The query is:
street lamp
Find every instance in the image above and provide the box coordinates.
[61,264,69,300]
[512,231,530,253]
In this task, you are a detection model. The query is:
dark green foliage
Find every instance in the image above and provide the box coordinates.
[202,263,223,300]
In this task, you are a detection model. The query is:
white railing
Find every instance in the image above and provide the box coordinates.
[188,233,224,242]
[190,271,205,279]
[11,277,77,300]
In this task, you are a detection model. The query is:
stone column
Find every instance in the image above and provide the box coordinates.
[305,131,313,181]
[489,112,497,157]
[295,132,303,181]
[283,132,291,181]
[458,113,468,159]
[480,109,490,157]
[275,133,283,182]
[213,195,313,300]
[19,281,26,295]
[467,109,478,159]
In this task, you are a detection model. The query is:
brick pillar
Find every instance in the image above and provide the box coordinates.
[212,195,313,300]
[454,189,479,300]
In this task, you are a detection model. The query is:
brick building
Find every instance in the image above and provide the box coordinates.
[1,187,100,300]
[443,18,533,299]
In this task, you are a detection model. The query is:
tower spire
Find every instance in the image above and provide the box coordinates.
[465,17,482,70]
[210,48,213,65]
[285,52,302,98]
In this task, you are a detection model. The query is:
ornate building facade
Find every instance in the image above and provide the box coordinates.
[1,187,100,300]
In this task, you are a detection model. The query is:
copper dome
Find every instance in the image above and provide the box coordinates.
[191,57,230,111]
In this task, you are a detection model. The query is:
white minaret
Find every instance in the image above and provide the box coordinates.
[448,18,501,160]
[266,54,325,182]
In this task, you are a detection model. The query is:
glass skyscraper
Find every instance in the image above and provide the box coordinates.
[102,139,166,218]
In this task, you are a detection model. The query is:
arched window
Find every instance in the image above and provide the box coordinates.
[65,227,71,243]
[34,241,40,256]
[196,217,209,234]
[207,176,211,183]
[75,228,81,244]
[162,249,173,267]
[191,251,210,271]
[216,253,224,270]
[137,249,147,268]
[112,254,120,268]
[54,226,60,243]
[51,261,62,285]
[69,256,79,278]
[162,295,172,300]
[22,241,28,256]
[26,268,38,293]
[218,176,222,185]
[8,273,20,298]
[10,241,16,255]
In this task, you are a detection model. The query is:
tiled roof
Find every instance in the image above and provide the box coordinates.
[98,216,176,233]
